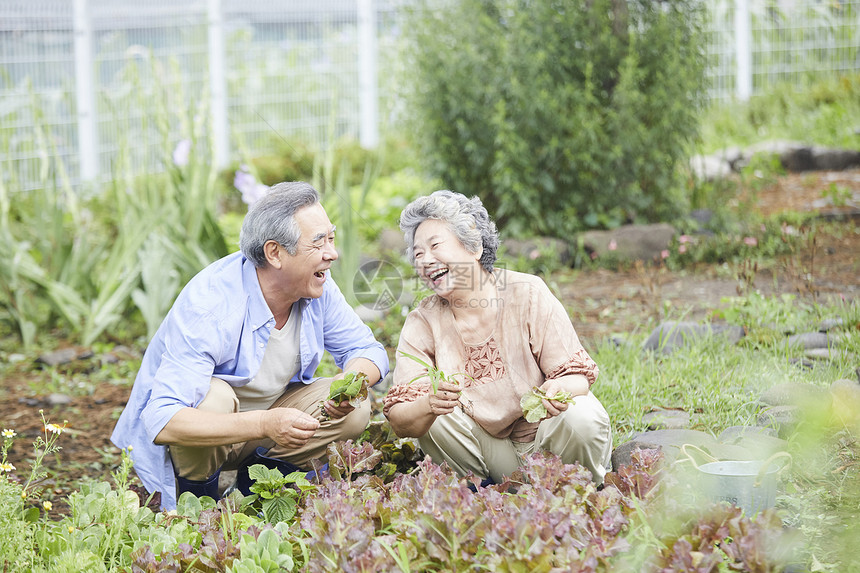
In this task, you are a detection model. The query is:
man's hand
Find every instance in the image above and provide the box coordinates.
[263,407,320,449]
[425,380,462,417]
[323,399,355,419]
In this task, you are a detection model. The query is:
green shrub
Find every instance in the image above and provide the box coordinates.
[402,0,706,236]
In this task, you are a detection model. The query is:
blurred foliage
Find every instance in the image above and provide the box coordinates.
[0,59,230,348]
[402,0,706,237]
[700,73,860,153]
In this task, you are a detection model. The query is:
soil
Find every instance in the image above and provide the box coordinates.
[1,169,858,516]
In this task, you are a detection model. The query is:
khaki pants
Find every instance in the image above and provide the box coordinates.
[170,377,370,481]
[418,391,613,484]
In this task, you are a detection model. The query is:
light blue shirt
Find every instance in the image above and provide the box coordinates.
[111,251,389,509]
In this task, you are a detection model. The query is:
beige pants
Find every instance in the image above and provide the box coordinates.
[170,377,370,480]
[418,391,613,484]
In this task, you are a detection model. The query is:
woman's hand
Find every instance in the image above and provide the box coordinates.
[538,375,589,418]
[425,380,462,417]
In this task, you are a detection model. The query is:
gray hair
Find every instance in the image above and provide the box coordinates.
[240,181,320,267]
[399,190,499,273]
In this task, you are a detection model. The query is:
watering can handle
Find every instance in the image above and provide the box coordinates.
[679,444,719,469]
[754,451,792,487]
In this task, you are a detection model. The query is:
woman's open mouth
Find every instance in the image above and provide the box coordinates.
[428,267,448,285]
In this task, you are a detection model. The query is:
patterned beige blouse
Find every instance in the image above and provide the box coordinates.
[383,269,599,443]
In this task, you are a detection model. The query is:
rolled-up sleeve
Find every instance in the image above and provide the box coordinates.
[529,278,599,387]
[383,310,434,417]
[140,306,221,443]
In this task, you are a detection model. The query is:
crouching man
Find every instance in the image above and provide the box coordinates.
[111,181,389,510]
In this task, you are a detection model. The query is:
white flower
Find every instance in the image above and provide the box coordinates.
[172,139,192,167]
[0,462,15,472]
[1,429,15,438]
[44,424,64,434]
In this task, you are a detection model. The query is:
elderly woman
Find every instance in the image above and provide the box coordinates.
[383,190,612,485]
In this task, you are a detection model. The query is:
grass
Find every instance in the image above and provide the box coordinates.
[592,295,860,571]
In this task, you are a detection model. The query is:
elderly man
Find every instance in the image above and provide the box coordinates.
[112,181,389,510]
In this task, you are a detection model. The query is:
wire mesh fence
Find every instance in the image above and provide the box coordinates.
[1,0,858,193]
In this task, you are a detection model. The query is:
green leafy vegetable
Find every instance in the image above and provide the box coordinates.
[520,388,575,423]
[319,371,369,420]
[399,351,469,393]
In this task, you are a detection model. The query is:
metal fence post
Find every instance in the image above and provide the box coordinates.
[357,0,379,149]
[73,0,98,181]
[735,0,752,100]
[208,0,230,168]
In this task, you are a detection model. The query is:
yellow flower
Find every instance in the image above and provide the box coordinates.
[42,500,52,511]
[0,462,15,472]
[1,429,15,438]
[68,526,75,534]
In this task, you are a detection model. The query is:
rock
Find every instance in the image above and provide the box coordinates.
[717,426,788,460]
[219,470,238,497]
[642,408,691,430]
[808,146,860,171]
[689,154,732,181]
[740,140,808,171]
[642,321,745,354]
[818,318,843,332]
[111,345,141,361]
[689,209,714,229]
[46,393,73,406]
[7,353,26,363]
[805,348,840,361]
[759,382,830,408]
[98,352,120,365]
[502,237,572,266]
[787,357,815,370]
[579,223,676,263]
[757,405,801,438]
[740,141,860,172]
[612,429,719,468]
[786,332,834,350]
[718,425,777,441]
[36,346,94,367]
[37,348,79,367]
[611,441,660,470]
[779,146,817,172]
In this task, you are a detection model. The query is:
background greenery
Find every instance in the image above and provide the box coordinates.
[1,4,859,568]
[402,0,706,236]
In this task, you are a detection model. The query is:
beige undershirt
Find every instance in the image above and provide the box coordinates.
[234,307,302,412]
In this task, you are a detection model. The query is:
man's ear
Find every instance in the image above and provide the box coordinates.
[263,240,282,269]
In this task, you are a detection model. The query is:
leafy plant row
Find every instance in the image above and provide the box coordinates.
[1,419,797,572]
